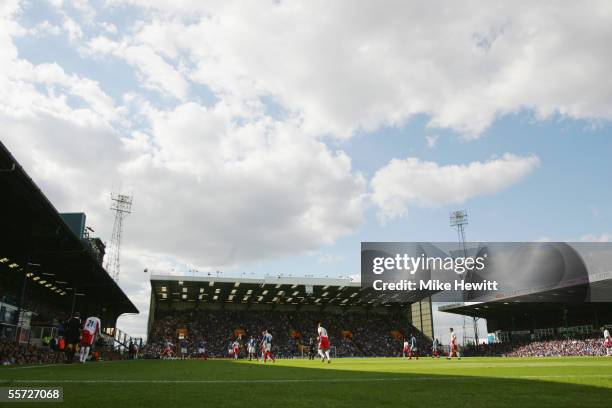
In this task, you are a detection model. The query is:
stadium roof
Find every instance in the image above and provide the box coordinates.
[440,301,604,318]
[439,276,612,319]
[0,140,138,320]
[149,275,382,307]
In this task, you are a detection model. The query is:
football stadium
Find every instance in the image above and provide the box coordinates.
[3,2,612,407]
[1,138,612,406]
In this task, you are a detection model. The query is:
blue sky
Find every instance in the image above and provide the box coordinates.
[1,1,611,340]
[232,116,612,275]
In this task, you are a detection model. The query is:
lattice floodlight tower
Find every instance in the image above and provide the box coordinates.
[449,210,479,345]
[105,193,133,282]
[450,210,468,252]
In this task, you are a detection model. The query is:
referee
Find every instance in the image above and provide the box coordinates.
[64,312,81,363]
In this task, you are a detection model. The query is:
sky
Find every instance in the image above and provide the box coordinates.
[1,0,611,344]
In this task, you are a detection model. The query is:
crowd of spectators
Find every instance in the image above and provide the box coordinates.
[146,310,429,358]
[158,313,607,360]
[463,333,609,357]
[505,338,606,357]
[0,315,136,366]
[0,338,55,365]
[0,333,134,366]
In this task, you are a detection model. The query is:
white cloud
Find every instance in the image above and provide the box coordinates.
[2,100,366,287]
[1,2,368,339]
[580,233,612,242]
[1,60,118,125]
[24,20,61,37]
[103,0,612,138]
[0,6,117,125]
[371,154,540,219]
[87,36,190,100]
[318,254,345,264]
[1,75,365,272]
[100,22,117,34]
[71,0,96,20]
[61,16,82,42]
[118,102,366,266]
[1,2,368,268]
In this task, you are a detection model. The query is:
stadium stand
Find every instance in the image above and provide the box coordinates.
[439,270,612,357]
[146,275,433,358]
[462,333,609,357]
[0,337,55,365]
[505,337,607,357]
[0,141,140,364]
[146,309,430,358]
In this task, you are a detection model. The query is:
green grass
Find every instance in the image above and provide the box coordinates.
[1,357,611,407]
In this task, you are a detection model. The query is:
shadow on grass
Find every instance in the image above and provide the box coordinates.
[0,358,610,408]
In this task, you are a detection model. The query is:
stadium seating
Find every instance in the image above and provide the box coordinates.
[0,338,55,365]
[0,336,133,366]
[146,309,430,358]
[463,335,608,357]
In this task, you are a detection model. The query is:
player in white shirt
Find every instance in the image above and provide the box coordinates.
[402,339,409,358]
[604,328,612,356]
[79,316,101,363]
[317,323,331,363]
[447,327,461,360]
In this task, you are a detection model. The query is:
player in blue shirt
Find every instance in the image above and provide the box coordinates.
[180,338,189,360]
[409,334,419,360]
[196,339,206,359]
[432,338,440,358]
[261,330,275,363]
[247,336,258,361]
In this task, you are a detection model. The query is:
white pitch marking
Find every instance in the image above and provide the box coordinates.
[6,360,134,370]
[7,364,61,370]
[3,375,612,384]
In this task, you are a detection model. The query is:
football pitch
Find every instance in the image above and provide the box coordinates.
[1,357,611,407]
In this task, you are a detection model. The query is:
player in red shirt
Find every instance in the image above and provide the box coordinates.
[317,322,331,363]
[79,316,101,363]
[163,340,174,359]
[604,329,612,356]
[447,327,461,360]
[232,340,240,360]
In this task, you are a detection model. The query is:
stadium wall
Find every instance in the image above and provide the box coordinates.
[409,297,434,339]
